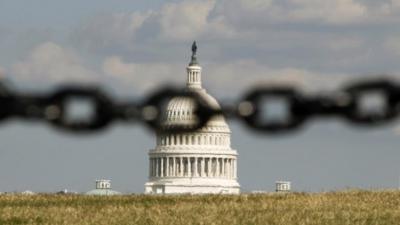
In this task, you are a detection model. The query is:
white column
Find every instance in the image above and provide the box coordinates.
[180,157,183,176]
[227,159,230,178]
[228,159,231,178]
[173,157,176,177]
[216,158,220,177]
[160,157,164,177]
[207,158,211,177]
[154,159,157,177]
[166,157,169,177]
[201,157,205,177]
[194,157,198,177]
[211,158,215,177]
[156,158,160,177]
[232,159,235,179]
[222,159,225,178]
[225,159,228,178]
[188,157,192,177]
[229,159,233,178]
[155,158,159,177]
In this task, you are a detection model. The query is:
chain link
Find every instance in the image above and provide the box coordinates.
[0,78,399,134]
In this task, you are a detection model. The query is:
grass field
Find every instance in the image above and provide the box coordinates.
[0,190,399,225]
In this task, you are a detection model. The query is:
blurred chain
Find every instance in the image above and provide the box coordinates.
[0,78,399,134]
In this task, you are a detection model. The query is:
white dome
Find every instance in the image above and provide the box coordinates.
[163,88,230,133]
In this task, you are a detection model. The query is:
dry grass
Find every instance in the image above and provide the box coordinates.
[0,190,399,225]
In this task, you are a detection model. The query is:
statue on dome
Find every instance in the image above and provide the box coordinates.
[189,41,198,66]
[191,41,197,57]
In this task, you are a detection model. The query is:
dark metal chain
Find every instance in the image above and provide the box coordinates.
[0,78,399,134]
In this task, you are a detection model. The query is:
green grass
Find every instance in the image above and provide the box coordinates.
[0,190,399,225]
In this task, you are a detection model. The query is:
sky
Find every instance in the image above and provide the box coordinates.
[1,0,400,193]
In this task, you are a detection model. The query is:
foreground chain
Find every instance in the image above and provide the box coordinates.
[0,78,399,134]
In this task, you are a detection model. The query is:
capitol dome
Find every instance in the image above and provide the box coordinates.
[144,42,240,194]
[163,89,230,132]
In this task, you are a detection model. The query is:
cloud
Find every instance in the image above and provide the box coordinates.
[10,42,98,85]
[72,0,234,53]
[158,0,233,40]
[214,0,367,28]
[101,56,354,95]
[5,0,400,94]
[102,56,182,92]
[204,60,343,95]
[73,11,152,52]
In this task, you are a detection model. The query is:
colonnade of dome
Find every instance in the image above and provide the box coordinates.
[157,133,230,147]
[149,156,237,179]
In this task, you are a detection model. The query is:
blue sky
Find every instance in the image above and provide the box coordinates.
[0,0,400,193]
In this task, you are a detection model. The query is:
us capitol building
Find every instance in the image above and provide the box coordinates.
[144,42,240,194]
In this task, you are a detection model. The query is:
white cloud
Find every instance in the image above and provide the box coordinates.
[102,56,182,92]
[158,0,233,40]
[6,0,400,94]
[215,0,367,27]
[73,0,234,50]
[101,55,400,96]
[73,11,153,51]
[101,56,353,95]
[11,42,98,85]
[204,60,342,95]
[286,0,366,24]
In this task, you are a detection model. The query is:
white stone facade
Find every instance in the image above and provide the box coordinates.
[96,179,111,189]
[276,181,291,192]
[145,46,240,194]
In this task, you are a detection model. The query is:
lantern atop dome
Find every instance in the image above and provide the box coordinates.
[187,41,202,89]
